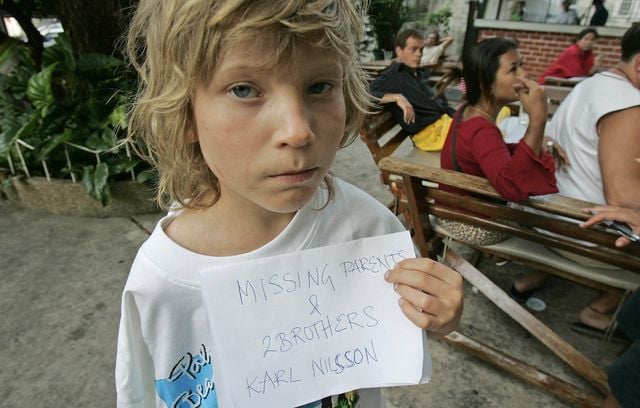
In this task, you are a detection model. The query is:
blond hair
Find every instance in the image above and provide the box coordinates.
[126,0,369,209]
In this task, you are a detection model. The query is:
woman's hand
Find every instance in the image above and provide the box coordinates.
[543,136,570,169]
[515,76,547,125]
[385,258,463,336]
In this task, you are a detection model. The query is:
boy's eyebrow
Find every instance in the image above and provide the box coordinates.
[217,62,343,78]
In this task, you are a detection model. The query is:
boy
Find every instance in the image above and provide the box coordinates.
[116,1,463,407]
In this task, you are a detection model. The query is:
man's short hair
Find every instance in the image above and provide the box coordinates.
[395,29,423,49]
[621,23,640,62]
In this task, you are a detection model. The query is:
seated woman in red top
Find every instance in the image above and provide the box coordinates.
[439,37,558,245]
[537,28,600,84]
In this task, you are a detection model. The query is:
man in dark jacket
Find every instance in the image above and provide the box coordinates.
[369,29,454,136]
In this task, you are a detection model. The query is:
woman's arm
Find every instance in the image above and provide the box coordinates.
[470,125,557,201]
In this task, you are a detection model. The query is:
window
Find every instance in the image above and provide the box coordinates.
[619,0,632,15]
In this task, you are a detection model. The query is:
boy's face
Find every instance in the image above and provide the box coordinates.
[192,40,346,215]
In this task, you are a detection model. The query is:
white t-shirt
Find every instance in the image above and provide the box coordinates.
[547,71,640,204]
[420,43,446,66]
[115,177,414,408]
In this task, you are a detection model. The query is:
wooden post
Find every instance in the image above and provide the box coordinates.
[444,250,609,395]
[442,331,604,408]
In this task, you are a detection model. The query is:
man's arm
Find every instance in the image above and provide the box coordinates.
[369,75,416,124]
[598,106,640,208]
[440,37,454,49]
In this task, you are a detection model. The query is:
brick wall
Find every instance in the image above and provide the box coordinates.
[477,28,620,81]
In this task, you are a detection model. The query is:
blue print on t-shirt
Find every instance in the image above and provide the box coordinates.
[155,344,217,407]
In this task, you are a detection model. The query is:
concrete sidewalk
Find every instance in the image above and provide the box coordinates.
[0,138,626,407]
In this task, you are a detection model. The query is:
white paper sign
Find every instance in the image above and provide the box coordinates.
[200,231,429,408]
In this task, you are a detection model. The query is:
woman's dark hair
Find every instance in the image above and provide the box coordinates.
[575,27,598,43]
[463,37,518,105]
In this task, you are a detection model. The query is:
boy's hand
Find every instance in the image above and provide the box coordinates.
[385,258,463,336]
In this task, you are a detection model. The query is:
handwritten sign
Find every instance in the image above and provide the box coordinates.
[200,231,430,408]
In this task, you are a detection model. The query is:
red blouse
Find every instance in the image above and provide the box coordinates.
[440,114,558,202]
[537,44,594,84]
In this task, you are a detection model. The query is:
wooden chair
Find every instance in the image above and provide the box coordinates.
[544,76,583,87]
[358,111,444,218]
[358,111,409,215]
[545,85,574,118]
[379,154,640,407]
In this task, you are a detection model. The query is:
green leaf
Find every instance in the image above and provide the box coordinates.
[0,177,12,191]
[81,165,94,196]
[0,114,38,155]
[36,129,73,161]
[136,169,156,184]
[109,159,139,176]
[108,103,128,129]
[81,163,111,206]
[0,40,18,70]
[26,63,58,117]
[86,133,109,150]
[76,53,125,82]
[43,33,75,71]
[94,162,109,192]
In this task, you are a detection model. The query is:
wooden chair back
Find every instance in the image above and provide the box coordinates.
[359,111,409,186]
[379,156,640,274]
[544,85,573,118]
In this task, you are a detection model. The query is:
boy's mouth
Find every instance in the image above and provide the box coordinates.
[269,167,318,183]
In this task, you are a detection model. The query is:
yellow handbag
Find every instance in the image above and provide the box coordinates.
[411,113,453,152]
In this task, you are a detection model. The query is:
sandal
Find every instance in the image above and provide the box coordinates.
[509,283,536,303]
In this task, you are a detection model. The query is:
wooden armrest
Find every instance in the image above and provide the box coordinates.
[379,156,595,221]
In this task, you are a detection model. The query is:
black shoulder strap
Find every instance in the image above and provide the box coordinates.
[451,104,467,172]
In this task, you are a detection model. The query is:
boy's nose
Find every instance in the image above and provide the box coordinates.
[272,96,315,148]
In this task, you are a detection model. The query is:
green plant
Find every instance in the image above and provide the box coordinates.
[368,0,409,53]
[0,34,152,205]
[420,5,453,36]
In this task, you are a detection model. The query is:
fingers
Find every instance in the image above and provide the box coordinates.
[403,107,415,124]
[555,145,570,166]
[385,258,463,334]
[517,76,547,123]
[581,206,640,231]
[393,258,461,285]
[396,96,415,124]
[616,237,631,248]
[580,206,618,228]
[517,75,539,89]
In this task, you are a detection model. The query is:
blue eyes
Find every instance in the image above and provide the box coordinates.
[229,82,333,99]
[308,82,333,94]
[230,85,259,98]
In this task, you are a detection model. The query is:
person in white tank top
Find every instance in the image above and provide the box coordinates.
[513,23,640,336]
